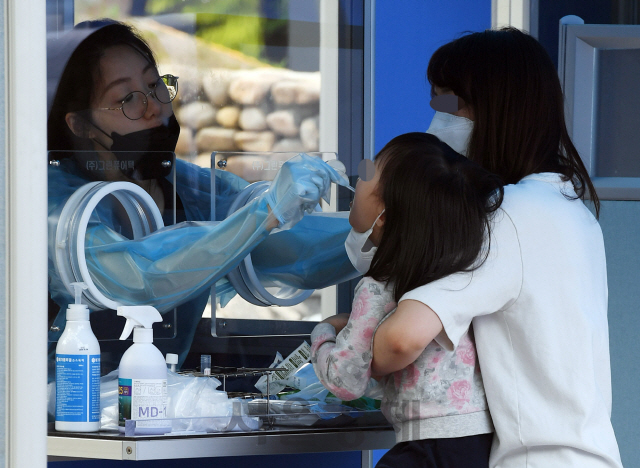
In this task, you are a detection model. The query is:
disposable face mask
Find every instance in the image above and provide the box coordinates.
[426,111,473,156]
[94,113,181,180]
[345,210,385,274]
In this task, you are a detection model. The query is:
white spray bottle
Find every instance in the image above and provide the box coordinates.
[55,282,101,432]
[117,305,170,435]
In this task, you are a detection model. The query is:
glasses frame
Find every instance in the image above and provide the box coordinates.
[96,74,179,121]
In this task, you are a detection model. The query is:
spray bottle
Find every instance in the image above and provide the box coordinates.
[55,282,101,432]
[117,305,170,435]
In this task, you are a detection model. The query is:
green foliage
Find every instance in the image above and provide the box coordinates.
[196,13,265,61]
[144,0,289,65]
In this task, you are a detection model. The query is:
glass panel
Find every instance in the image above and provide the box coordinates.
[46,0,363,341]
[595,48,640,177]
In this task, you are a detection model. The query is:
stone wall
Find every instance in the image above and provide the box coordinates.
[172,66,321,166]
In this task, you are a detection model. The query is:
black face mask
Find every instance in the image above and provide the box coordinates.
[94,113,180,180]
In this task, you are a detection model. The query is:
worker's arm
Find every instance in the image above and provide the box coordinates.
[371,299,443,377]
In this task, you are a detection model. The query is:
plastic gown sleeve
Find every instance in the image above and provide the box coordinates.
[82,197,270,312]
[310,278,397,401]
[57,154,344,312]
[173,158,249,223]
[250,213,359,290]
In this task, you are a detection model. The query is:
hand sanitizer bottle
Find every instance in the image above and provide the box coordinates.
[117,305,170,435]
[55,282,101,432]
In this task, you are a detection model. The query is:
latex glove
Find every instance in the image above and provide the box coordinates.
[264,153,347,228]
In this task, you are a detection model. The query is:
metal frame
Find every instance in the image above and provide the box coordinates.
[8,0,49,467]
[48,428,395,461]
[559,22,640,200]
[492,0,538,37]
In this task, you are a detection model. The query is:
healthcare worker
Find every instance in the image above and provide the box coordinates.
[371,29,623,467]
[47,20,357,374]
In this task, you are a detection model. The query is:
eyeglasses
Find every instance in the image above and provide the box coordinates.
[97,74,179,120]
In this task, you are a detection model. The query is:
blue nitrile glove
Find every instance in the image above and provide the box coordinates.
[264,153,348,229]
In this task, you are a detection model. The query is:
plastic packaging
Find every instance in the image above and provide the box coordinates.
[255,342,311,395]
[279,362,318,391]
[55,282,101,432]
[117,305,170,435]
[95,370,259,434]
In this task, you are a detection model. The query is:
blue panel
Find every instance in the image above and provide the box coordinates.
[373,448,388,465]
[374,0,491,153]
[48,451,362,468]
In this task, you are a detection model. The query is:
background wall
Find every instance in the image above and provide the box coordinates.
[374,0,491,154]
[597,201,640,467]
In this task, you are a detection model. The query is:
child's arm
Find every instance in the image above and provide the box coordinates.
[310,278,395,401]
[371,299,443,376]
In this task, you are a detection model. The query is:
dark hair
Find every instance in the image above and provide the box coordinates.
[367,132,504,302]
[48,21,157,151]
[427,27,599,217]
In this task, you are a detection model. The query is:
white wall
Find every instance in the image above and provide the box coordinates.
[4,0,48,466]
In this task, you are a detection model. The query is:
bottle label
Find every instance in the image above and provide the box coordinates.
[118,378,168,429]
[55,354,100,422]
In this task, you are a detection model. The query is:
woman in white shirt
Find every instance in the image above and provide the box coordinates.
[371,28,624,468]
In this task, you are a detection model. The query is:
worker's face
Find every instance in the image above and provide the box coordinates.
[67,44,174,149]
[349,159,385,245]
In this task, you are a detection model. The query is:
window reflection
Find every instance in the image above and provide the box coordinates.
[74,1,322,172]
[47,0,355,327]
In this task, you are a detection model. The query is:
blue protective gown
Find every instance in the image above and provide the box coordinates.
[48,156,357,370]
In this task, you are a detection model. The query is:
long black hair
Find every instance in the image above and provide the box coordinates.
[427,27,599,217]
[367,133,504,303]
[48,21,157,151]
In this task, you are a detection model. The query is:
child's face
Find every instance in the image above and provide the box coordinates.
[349,159,385,245]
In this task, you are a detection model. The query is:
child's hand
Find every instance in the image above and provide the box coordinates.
[320,313,350,333]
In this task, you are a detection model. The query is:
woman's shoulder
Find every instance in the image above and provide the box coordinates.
[501,172,594,225]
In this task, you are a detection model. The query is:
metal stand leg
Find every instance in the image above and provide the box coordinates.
[361,450,373,468]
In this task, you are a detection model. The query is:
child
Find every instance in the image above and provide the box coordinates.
[310,132,504,468]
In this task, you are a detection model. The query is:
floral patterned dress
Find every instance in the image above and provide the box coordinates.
[310,277,493,442]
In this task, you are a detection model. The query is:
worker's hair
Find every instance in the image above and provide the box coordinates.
[427,27,599,217]
[48,21,157,151]
[367,132,504,303]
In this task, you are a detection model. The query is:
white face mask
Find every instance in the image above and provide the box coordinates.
[426,111,474,156]
[345,210,385,274]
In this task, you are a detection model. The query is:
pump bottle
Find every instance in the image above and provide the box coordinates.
[55,282,101,432]
[117,305,170,435]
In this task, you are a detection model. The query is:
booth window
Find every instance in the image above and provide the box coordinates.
[46,0,368,337]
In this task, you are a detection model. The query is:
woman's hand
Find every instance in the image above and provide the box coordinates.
[320,313,351,333]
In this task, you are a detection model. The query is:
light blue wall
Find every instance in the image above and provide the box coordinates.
[374,0,491,153]
[598,200,640,467]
